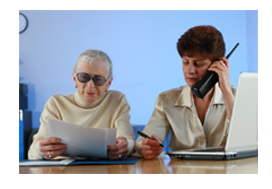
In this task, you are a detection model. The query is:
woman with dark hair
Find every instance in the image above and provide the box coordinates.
[134,25,236,159]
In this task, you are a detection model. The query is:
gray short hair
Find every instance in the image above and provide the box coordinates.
[74,49,113,78]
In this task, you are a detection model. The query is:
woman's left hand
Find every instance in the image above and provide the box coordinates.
[208,57,235,120]
[107,137,128,159]
[208,57,232,94]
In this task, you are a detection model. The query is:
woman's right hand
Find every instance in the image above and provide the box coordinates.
[39,137,67,159]
[140,135,163,159]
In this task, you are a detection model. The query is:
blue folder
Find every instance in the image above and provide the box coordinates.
[19,157,139,167]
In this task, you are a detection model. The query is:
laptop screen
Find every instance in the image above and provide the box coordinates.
[225,73,258,152]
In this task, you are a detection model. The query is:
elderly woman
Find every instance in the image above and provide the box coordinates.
[28,49,135,160]
[134,25,236,159]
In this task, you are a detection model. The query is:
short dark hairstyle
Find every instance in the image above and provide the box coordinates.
[177,25,225,61]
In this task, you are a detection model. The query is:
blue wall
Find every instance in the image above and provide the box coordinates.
[19,10,258,128]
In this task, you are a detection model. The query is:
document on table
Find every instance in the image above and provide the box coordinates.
[19,157,139,167]
[19,158,76,167]
[47,118,116,158]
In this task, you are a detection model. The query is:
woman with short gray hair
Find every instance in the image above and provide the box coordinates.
[28,49,135,160]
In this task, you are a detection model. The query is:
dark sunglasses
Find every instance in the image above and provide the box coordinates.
[76,73,108,86]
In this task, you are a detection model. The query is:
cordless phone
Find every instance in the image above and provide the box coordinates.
[191,43,239,98]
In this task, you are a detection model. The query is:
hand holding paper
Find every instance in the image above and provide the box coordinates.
[39,137,67,159]
[107,137,128,159]
[47,118,117,159]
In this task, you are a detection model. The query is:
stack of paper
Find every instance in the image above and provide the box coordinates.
[19,157,139,167]
[19,158,76,167]
[47,118,116,158]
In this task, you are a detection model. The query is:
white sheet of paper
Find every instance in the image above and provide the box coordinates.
[47,118,116,158]
[104,128,117,145]
[19,158,75,167]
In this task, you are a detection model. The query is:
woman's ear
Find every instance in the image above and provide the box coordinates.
[73,72,77,88]
[105,77,113,91]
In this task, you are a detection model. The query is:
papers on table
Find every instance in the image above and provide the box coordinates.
[19,158,75,167]
[19,157,139,167]
[47,118,116,158]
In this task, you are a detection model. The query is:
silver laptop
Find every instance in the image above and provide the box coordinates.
[167,72,258,160]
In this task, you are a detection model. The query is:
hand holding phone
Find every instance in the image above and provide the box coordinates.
[191,43,239,98]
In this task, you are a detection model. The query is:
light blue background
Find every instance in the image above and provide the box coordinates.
[19,10,258,128]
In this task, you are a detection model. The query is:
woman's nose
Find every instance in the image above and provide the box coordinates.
[86,79,96,88]
[187,65,196,74]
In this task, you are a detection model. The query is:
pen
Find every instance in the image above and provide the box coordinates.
[136,130,166,148]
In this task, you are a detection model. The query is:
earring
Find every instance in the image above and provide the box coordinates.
[75,86,78,88]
